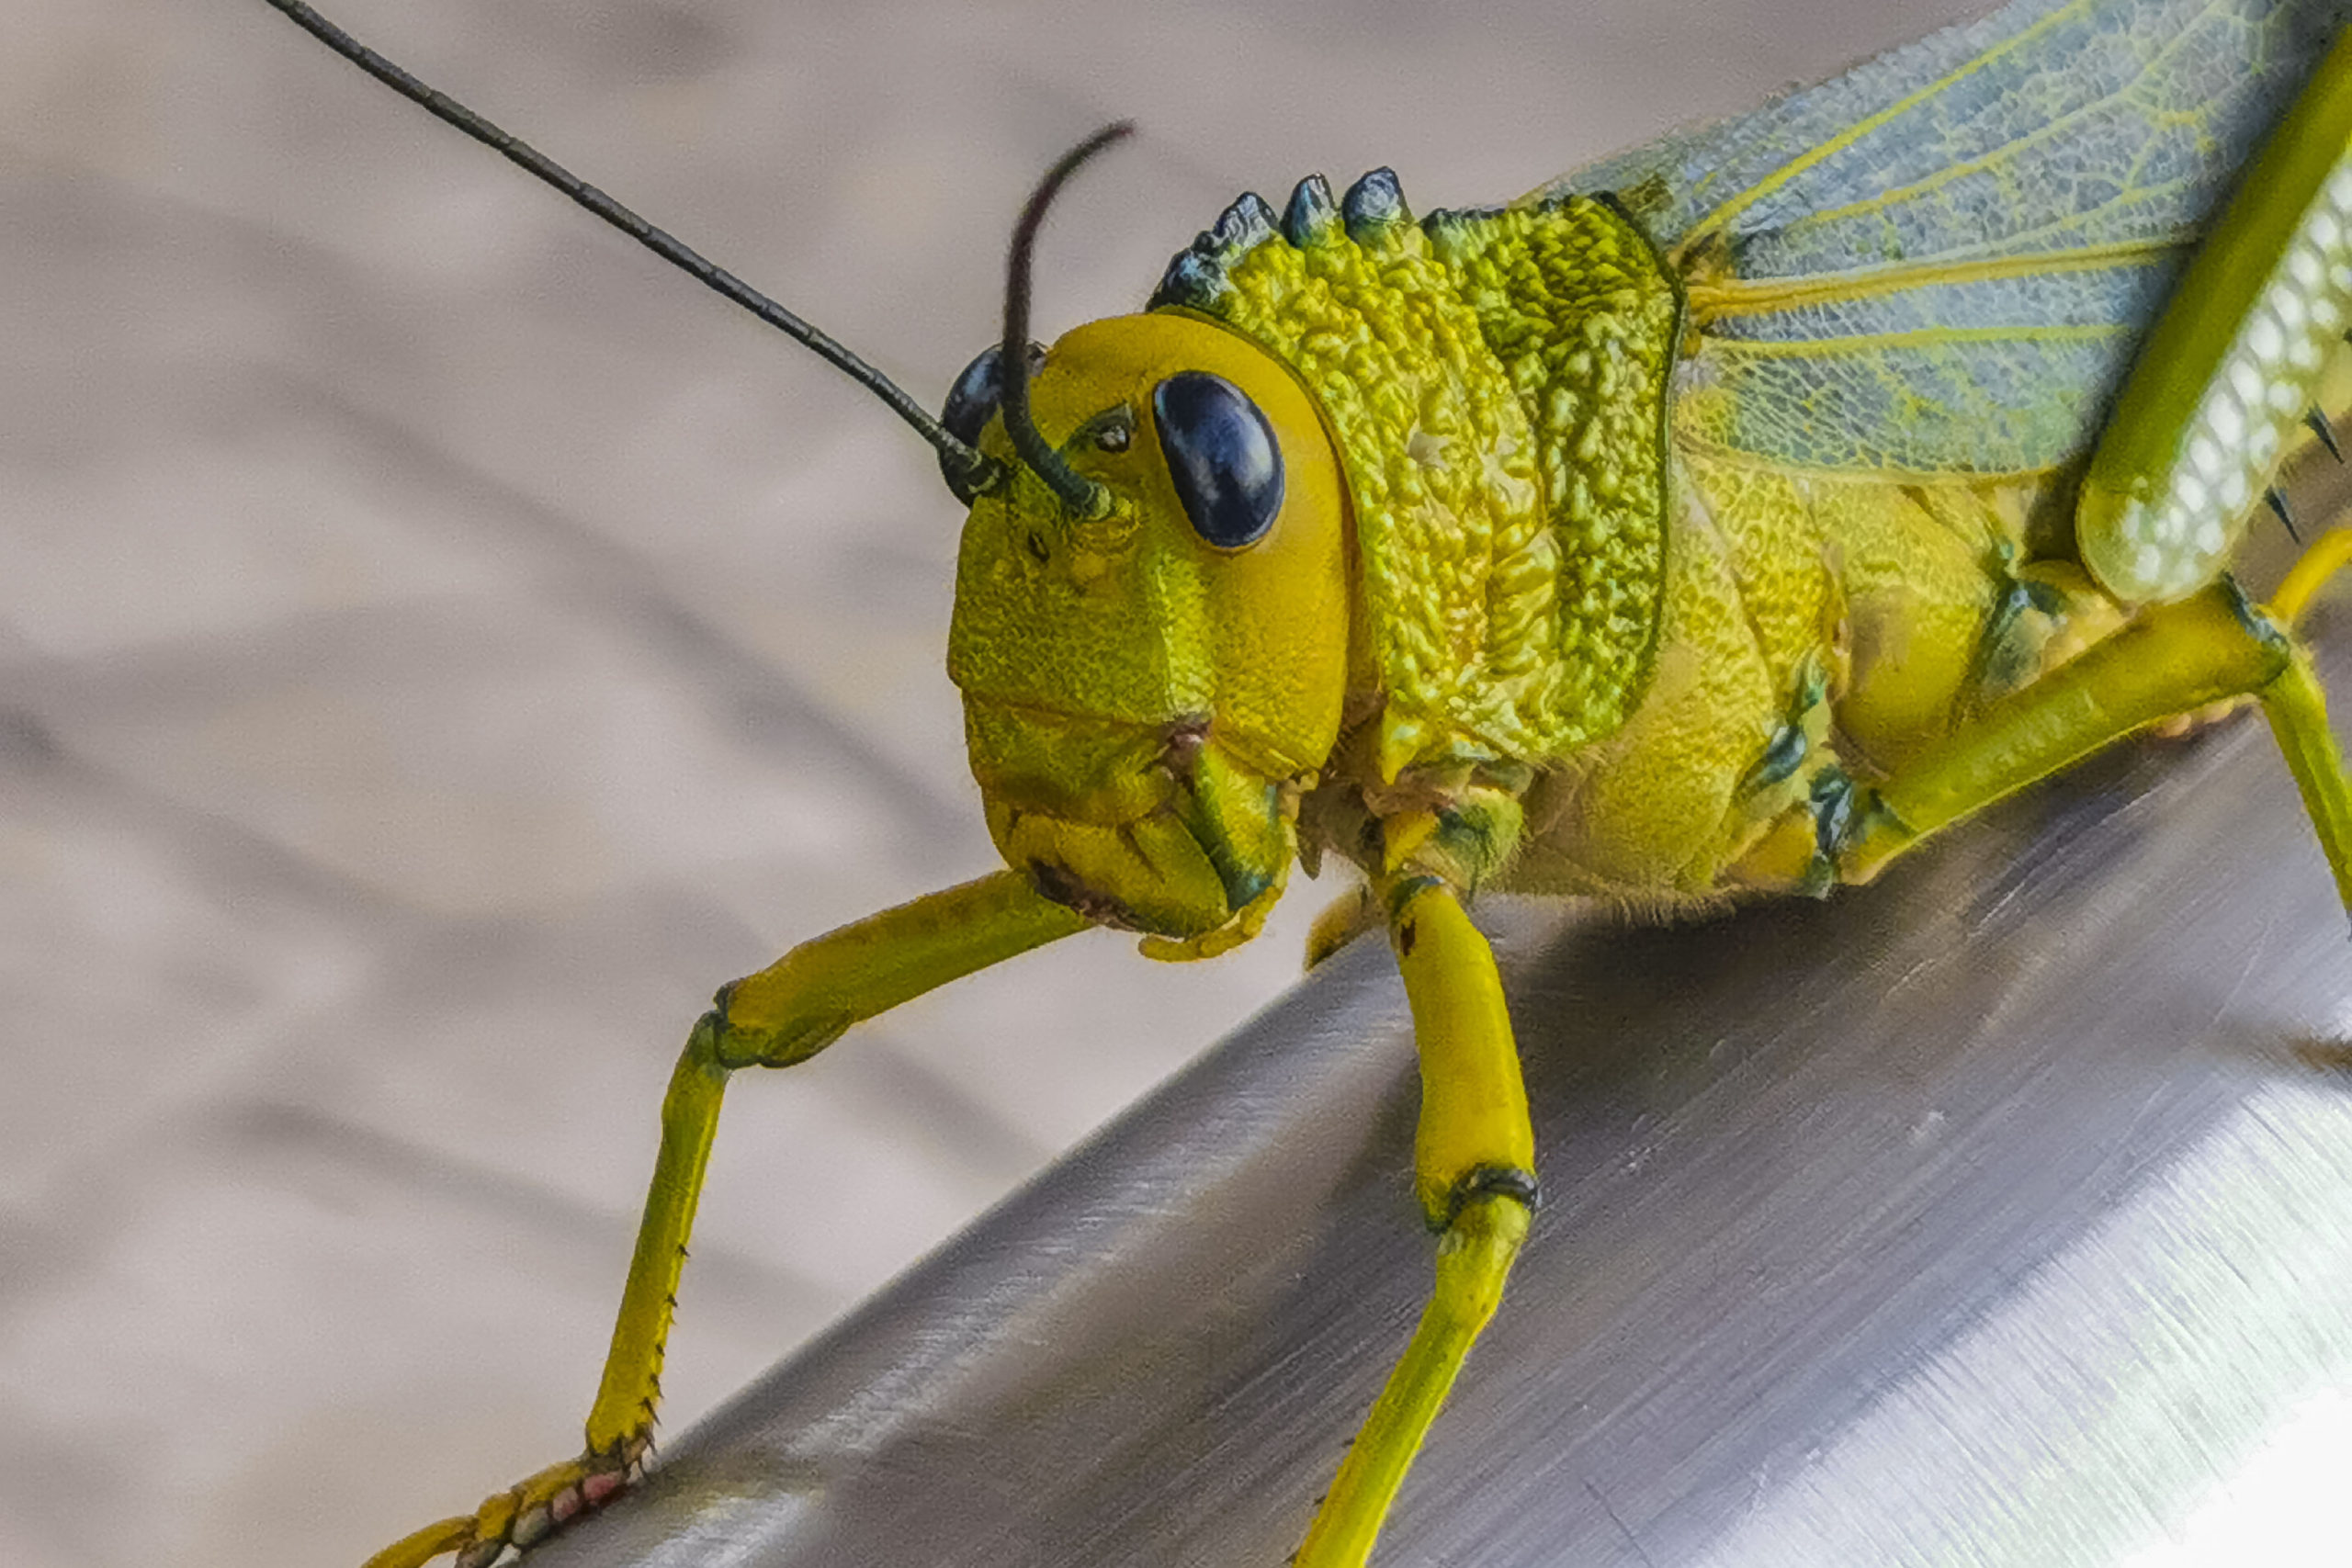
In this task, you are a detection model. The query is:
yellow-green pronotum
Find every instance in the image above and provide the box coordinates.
[259,0,2352,1563]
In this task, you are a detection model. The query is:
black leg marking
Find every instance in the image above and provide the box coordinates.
[1800,767,1858,899]
[1442,1164,1540,1226]
[1744,720,1809,792]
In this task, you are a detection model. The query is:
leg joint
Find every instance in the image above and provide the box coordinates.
[2223,574,2295,666]
[1440,1163,1538,1230]
[706,979,850,1070]
[689,1001,743,1069]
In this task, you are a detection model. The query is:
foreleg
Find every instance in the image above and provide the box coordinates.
[364,871,1086,1567]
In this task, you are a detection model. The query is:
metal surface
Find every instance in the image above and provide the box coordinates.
[528,620,2352,1564]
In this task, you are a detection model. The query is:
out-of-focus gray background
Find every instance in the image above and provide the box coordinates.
[0,1,1989,1564]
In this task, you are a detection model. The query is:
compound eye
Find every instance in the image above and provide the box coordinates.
[940,341,1046,502]
[1152,371,1283,548]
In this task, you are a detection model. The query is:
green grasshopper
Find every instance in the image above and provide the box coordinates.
[260,0,2352,1562]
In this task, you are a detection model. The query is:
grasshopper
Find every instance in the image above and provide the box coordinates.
[253,0,2352,1563]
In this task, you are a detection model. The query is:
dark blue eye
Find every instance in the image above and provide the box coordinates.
[940,341,1045,502]
[1152,371,1283,548]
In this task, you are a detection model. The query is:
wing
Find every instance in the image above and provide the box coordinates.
[1538,0,2347,477]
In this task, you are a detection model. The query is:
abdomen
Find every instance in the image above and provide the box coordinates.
[1502,454,2078,906]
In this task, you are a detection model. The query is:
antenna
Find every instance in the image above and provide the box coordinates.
[998,122,1135,519]
[259,0,1002,500]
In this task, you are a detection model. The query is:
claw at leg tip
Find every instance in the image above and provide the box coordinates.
[510,1503,555,1550]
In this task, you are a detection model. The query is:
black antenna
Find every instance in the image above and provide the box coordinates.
[260,0,1001,500]
[1000,122,1136,520]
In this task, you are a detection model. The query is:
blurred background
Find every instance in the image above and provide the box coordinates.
[0,0,2019,1562]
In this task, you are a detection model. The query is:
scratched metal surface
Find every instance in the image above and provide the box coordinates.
[4,1,2341,1566]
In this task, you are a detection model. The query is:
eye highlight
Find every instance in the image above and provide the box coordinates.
[1152,371,1284,548]
[940,341,1046,502]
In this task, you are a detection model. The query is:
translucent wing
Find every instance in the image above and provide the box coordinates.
[1538,0,2346,477]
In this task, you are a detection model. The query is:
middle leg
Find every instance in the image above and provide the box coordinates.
[1292,872,1536,1568]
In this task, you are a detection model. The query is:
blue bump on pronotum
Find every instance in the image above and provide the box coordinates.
[235,1,2352,1563]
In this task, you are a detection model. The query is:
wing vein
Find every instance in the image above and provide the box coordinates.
[1702,322,2128,357]
[1772,7,2211,243]
[1670,0,2098,260]
[1688,236,2182,325]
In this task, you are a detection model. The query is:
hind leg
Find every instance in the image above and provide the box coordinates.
[1838,554,2352,915]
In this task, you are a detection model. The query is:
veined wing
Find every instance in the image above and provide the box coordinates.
[1538,0,2346,476]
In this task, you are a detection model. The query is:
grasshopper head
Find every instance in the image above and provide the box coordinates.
[945,312,1351,951]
